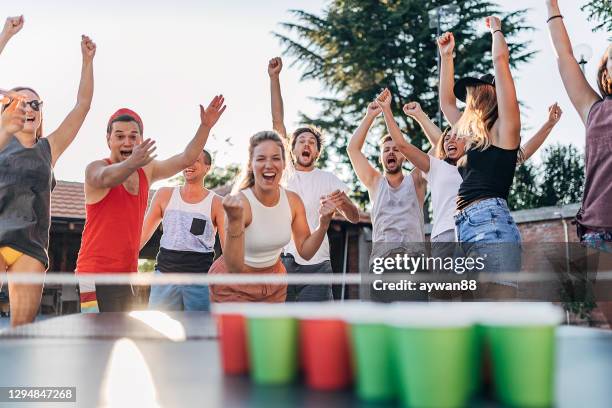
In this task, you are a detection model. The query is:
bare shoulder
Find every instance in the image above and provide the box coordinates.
[211,193,226,210]
[285,189,303,207]
[211,192,223,205]
[153,186,174,202]
[84,159,109,190]
[85,159,109,175]
[84,160,111,204]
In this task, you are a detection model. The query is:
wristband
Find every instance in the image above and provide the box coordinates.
[492,29,503,35]
[547,15,563,23]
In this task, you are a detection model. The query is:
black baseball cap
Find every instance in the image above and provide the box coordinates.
[454,74,496,102]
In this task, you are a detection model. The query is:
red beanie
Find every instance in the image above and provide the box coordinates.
[107,108,144,134]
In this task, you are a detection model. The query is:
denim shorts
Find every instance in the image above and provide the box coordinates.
[581,231,612,254]
[454,198,522,285]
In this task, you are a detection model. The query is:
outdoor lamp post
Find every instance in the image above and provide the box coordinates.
[574,43,593,75]
[428,4,460,129]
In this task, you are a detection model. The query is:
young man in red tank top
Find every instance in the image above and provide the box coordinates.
[75,96,226,312]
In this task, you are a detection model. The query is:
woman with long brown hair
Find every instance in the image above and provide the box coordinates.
[0,18,96,326]
[208,131,335,302]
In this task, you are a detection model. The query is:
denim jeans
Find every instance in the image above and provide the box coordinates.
[148,270,210,312]
[581,231,612,254]
[455,198,522,286]
[282,254,334,302]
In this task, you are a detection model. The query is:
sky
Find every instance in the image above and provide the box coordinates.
[0,0,608,190]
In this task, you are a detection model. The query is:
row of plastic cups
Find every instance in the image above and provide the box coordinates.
[213,303,352,389]
[355,302,563,408]
[212,302,564,408]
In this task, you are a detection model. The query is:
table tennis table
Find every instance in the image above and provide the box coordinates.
[1,312,610,408]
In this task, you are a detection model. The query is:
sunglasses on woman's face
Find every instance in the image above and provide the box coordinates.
[0,98,43,112]
[23,99,43,111]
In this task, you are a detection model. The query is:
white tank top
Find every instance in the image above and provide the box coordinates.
[369,173,425,260]
[243,187,293,268]
[159,187,217,253]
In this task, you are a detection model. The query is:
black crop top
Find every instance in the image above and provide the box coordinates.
[456,145,519,211]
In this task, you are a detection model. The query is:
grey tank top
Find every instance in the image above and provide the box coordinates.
[159,187,217,253]
[369,173,425,261]
[0,136,55,267]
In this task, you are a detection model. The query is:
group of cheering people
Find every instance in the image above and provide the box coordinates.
[0,0,610,327]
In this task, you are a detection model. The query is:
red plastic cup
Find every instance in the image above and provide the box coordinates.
[213,304,250,375]
[297,305,353,390]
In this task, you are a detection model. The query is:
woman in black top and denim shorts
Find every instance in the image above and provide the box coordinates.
[438,17,522,297]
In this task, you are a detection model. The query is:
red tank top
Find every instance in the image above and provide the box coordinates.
[76,160,149,273]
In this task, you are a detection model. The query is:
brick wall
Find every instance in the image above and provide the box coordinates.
[517,219,579,243]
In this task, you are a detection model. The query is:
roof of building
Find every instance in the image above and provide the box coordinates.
[51,180,372,223]
[51,181,87,219]
[50,180,577,227]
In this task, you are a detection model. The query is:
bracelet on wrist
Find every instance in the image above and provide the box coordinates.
[547,15,563,23]
[492,29,503,36]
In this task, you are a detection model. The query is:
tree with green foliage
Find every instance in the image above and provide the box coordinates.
[138,259,156,272]
[169,151,241,192]
[581,0,612,34]
[538,143,585,207]
[275,0,534,207]
[507,162,540,210]
[204,164,241,190]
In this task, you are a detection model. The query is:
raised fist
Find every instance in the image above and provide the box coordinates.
[366,101,382,118]
[376,88,392,110]
[547,103,563,125]
[437,32,455,57]
[268,57,283,77]
[2,16,24,38]
[223,194,244,222]
[485,16,502,33]
[81,35,96,62]
[402,101,423,117]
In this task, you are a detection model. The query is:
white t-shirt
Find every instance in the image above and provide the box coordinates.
[423,156,462,239]
[284,165,348,265]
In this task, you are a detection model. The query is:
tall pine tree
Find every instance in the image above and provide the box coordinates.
[275,0,534,206]
[581,0,612,34]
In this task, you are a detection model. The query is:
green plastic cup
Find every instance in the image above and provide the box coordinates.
[480,303,563,408]
[348,302,397,401]
[451,303,492,397]
[245,304,298,385]
[389,303,475,408]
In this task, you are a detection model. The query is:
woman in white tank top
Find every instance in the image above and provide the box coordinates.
[209,131,335,303]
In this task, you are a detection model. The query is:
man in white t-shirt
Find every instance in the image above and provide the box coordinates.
[268,57,360,301]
